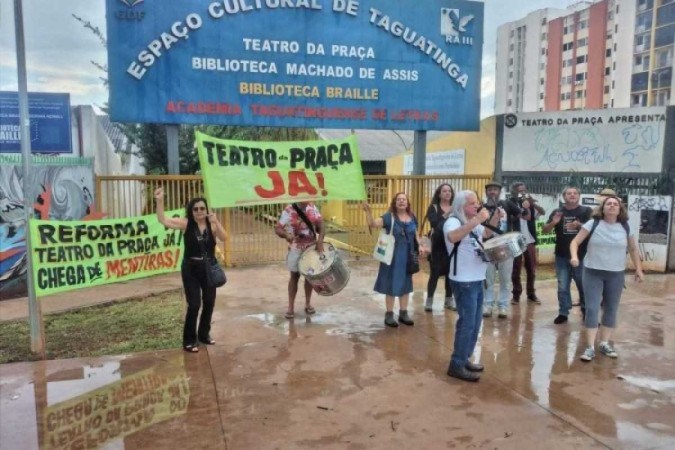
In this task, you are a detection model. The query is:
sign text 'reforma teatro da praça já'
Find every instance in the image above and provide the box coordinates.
[29,210,184,296]
[106,0,484,131]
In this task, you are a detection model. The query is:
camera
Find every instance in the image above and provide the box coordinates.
[516,192,536,208]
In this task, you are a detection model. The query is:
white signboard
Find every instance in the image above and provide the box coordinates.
[403,149,465,175]
[502,107,667,173]
[626,195,671,273]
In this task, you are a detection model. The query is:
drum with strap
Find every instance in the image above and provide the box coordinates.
[298,243,350,296]
[482,232,526,263]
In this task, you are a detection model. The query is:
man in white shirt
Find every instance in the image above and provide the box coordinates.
[444,191,499,382]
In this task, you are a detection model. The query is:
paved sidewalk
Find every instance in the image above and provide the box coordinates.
[1,261,674,449]
[0,273,184,322]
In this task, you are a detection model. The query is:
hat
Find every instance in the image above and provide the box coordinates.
[485,181,502,190]
[599,188,617,196]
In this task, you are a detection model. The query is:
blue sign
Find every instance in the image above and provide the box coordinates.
[106,0,483,131]
[0,92,73,154]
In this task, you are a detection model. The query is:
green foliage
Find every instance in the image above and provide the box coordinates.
[0,292,183,363]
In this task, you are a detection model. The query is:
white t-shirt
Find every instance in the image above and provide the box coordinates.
[519,218,536,244]
[443,217,487,282]
[582,219,633,272]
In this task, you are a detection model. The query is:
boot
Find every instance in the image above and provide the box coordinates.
[384,311,399,328]
[424,298,433,312]
[447,364,480,382]
[398,310,414,326]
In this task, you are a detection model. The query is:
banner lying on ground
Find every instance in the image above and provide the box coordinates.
[196,132,366,207]
[29,210,184,296]
[106,0,484,130]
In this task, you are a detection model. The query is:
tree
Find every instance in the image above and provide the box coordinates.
[73,15,318,175]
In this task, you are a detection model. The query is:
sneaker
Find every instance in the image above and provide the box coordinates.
[445,297,456,311]
[553,315,568,325]
[465,361,484,372]
[482,306,493,318]
[511,297,520,305]
[497,307,508,318]
[599,342,618,358]
[580,346,595,362]
[424,298,433,312]
[527,296,541,304]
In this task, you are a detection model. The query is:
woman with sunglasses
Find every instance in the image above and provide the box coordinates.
[154,187,227,353]
[570,196,644,362]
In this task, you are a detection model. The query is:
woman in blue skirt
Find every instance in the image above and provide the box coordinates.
[363,192,426,327]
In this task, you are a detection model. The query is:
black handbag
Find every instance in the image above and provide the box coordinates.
[205,256,227,288]
[195,227,227,288]
[407,229,420,274]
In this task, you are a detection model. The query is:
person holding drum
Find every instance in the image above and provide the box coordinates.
[154,187,227,353]
[274,202,325,319]
[542,186,592,324]
[424,183,455,312]
[481,181,521,319]
[569,195,644,362]
[363,193,426,327]
[444,190,500,382]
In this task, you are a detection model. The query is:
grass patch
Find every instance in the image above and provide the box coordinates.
[0,291,183,364]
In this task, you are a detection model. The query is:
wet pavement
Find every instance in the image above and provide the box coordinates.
[1,261,674,449]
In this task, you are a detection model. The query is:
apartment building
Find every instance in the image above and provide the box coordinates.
[494,0,675,113]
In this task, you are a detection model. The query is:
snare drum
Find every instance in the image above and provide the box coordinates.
[482,232,527,263]
[298,243,350,296]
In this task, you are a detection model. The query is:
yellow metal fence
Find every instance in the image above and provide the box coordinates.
[96,174,492,266]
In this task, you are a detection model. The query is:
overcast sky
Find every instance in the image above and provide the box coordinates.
[0,0,583,119]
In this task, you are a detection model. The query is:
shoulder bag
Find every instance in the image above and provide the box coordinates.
[195,227,227,288]
[373,213,395,265]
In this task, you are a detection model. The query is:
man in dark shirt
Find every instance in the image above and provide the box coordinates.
[542,186,592,324]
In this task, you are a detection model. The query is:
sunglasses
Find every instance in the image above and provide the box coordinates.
[192,206,207,212]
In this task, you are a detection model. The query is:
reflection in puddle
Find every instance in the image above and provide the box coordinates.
[246,307,383,337]
[617,421,675,448]
[40,358,189,449]
[617,375,675,392]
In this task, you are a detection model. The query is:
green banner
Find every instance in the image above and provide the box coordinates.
[196,132,367,207]
[29,210,184,296]
[536,220,556,248]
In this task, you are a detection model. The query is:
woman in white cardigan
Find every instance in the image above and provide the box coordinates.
[570,195,644,362]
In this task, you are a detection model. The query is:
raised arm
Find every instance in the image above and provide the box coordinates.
[362,202,384,228]
[448,209,490,243]
[207,212,227,242]
[154,187,188,231]
[542,210,562,234]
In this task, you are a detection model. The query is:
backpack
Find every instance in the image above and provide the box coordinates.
[445,217,485,276]
[587,218,629,241]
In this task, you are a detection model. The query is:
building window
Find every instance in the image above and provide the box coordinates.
[613,61,616,70]
[606,48,612,57]
[655,47,673,69]
[577,37,588,47]
[507,99,512,106]
[509,43,514,51]
[540,93,544,100]
[575,90,584,99]
[563,26,568,34]
[604,85,610,94]
[563,42,574,51]
[541,17,547,25]
[608,11,614,20]
[577,55,588,64]
[541,48,547,55]
[575,72,586,82]
[605,67,611,75]
[540,78,545,85]
[578,20,587,30]
[509,58,514,65]
[615,24,618,33]
[509,71,513,78]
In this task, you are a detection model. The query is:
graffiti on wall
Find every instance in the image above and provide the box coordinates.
[0,162,98,299]
[627,195,671,272]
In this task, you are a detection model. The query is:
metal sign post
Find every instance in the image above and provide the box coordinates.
[14,0,46,357]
